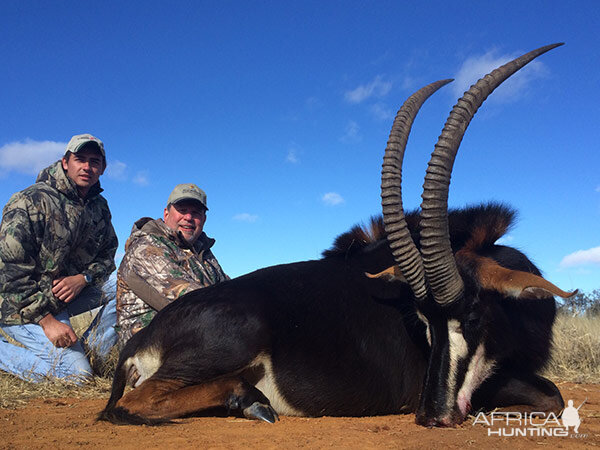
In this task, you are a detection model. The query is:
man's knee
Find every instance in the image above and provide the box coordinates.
[53,346,94,380]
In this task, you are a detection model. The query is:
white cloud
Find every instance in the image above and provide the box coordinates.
[400,75,417,91]
[286,148,299,164]
[322,192,345,206]
[305,96,322,110]
[133,171,149,186]
[340,120,361,143]
[452,49,547,101]
[105,160,127,179]
[370,102,395,121]
[560,246,600,268]
[233,213,258,223]
[344,75,392,104]
[0,139,65,175]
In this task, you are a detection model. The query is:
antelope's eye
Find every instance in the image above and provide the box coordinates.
[461,311,482,341]
[467,312,479,326]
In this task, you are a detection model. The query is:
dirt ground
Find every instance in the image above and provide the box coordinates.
[0,382,598,449]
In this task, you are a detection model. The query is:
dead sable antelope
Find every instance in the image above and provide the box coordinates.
[99,43,575,428]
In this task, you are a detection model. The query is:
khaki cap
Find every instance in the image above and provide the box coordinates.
[65,133,105,159]
[167,183,208,210]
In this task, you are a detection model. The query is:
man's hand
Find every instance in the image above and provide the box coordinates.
[52,274,87,303]
[38,313,78,348]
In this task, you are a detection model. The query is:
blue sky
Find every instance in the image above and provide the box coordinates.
[1,1,599,295]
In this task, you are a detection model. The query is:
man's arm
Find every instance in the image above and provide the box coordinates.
[0,194,57,325]
[38,313,78,347]
[203,248,230,282]
[120,233,206,311]
[44,206,118,306]
[83,209,118,285]
[51,274,87,303]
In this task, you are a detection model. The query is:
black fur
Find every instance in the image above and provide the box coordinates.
[323,203,516,257]
[100,203,562,425]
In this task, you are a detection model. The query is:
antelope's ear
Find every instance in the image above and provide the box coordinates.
[476,256,577,299]
[365,266,407,283]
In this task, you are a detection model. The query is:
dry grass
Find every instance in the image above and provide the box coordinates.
[1,312,598,410]
[0,333,120,409]
[543,313,600,383]
[0,370,113,409]
[0,309,119,409]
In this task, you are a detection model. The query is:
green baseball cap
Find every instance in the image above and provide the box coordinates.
[64,133,105,159]
[167,183,208,210]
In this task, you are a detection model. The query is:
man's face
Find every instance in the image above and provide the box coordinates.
[163,200,207,245]
[61,147,105,197]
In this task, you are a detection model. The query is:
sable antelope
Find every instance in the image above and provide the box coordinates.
[99,43,574,427]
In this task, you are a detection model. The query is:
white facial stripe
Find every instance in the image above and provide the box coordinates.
[446,319,469,409]
[416,311,431,346]
[456,343,496,415]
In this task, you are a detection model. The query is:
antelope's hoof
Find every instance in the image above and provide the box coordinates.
[243,402,279,423]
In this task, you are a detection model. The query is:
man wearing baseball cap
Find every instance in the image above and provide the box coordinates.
[116,183,228,347]
[0,133,118,382]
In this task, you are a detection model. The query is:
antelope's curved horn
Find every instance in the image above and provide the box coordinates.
[474,255,577,299]
[382,79,453,301]
[420,43,564,306]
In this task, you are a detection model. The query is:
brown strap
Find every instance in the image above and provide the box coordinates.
[126,271,170,311]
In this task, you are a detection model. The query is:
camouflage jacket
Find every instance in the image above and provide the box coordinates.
[0,161,118,325]
[116,217,228,345]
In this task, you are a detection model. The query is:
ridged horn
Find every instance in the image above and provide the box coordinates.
[420,43,564,306]
[382,79,453,301]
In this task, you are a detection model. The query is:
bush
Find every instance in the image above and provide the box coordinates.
[557,289,600,317]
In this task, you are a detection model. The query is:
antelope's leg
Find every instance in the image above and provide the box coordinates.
[116,376,277,422]
[472,373,564,415]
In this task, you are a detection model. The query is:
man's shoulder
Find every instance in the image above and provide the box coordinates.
[19,180,58,197]
[4,182,58,211]
[135,217,170,237]
[125,218,171,249]
[120,219,179,272]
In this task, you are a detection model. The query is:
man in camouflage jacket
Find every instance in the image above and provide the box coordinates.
[0,134,118,381]
[116,183,228,346]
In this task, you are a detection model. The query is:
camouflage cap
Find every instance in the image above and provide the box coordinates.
[64,134,105,159]
[167,183,208,210]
